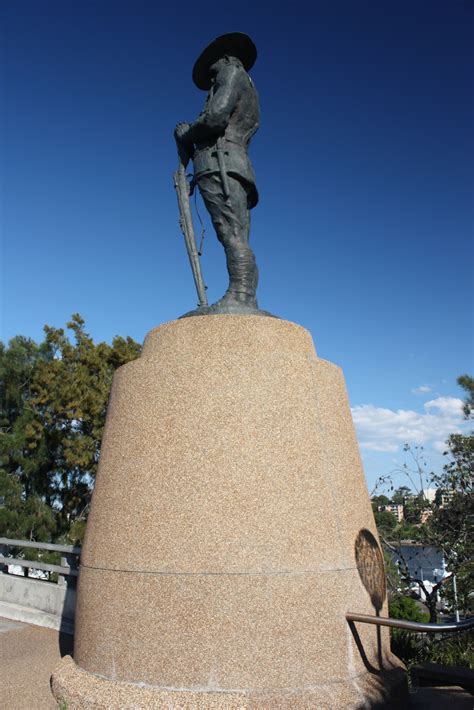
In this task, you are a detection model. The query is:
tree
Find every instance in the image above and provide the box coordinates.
[0,336,56,540]
[403,492,427,525]
[434,432,473,495]
[0,315,141,542]
[389,594,428,623]
[0,469,56,541]
[371,494,391,510]
[457,374,474,419]
[373,376,474,626]
[373,509,397,535]
[391,486,413,505]
[426,375,474,616]
[429,431,473,618]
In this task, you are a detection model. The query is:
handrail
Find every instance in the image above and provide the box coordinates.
[346,612,474,633]
[0,537,81,554]
[0,537,82,583]
[0,555,78,577]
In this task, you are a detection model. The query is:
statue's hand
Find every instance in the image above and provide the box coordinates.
[174,123,193,168]
[174,122,192,144]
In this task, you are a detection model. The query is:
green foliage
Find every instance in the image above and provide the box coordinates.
[440,564,474,617]
[387,587,432,671]
[0,336,50,499]
[373,509,397,534]
[371,494,390,510]
[390,629,474,672]
[391,485,413,505]
[389,594,428,623]
[433,432,473,495]
[67,518,87,545]
[388,576,473,672]
[427,489,473,569]
[0,469,56,541]
[457,374,474,419]
[421,630,474,668]
[27,314,141,532]
[372,377,474,672]
[395,522,426,541]
[0,315,140,541]
[372,377,473,641]
[426,432,473,618]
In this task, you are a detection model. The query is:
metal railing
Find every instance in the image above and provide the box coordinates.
[346,611,474,633]
[0,537,81,585]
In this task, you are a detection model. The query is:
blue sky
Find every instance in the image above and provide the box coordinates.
[1,1,472,491]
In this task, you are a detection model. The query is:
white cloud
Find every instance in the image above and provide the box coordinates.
[351,397,468,455]
[424,397,464,416]
[411,384,433,394]
[432,440,449,454]
[360,441,399,453]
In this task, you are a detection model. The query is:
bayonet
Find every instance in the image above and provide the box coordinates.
[216,135,230,200]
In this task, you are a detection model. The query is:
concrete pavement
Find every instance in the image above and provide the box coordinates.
[1,616,472,709]
[0,616,72,709]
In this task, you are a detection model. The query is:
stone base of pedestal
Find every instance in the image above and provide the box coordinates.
[52,654,407,709]
[51,316,407,708]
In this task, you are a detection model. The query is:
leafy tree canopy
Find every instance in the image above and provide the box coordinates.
[457,374,474,419]
[389,594,428,623]
[373,509,397,535]
[0,315,140,542]
[391,486,413,505]
[371,494,391,509]
[371,376,473,628]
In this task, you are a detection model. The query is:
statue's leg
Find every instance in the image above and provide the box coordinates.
[197,174,258,307]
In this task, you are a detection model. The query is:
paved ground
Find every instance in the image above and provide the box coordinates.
[1,616,472,709]
[0,616,72,709]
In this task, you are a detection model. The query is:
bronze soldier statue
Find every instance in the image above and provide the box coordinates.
[175,33,268,316]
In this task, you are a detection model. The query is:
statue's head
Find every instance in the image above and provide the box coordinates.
[192,32,257,90]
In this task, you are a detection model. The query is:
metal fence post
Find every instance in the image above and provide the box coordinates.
[0,543,8,574]
[58,556,67,587]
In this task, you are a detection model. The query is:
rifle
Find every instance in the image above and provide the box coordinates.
[173,144,208,308]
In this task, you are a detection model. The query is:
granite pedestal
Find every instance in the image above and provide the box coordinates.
[52,316,407,708]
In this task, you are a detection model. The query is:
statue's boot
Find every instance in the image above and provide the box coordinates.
[180,240,275,318]
[179,249,274,318]
[210,288,257,309]
[210,245,258,310]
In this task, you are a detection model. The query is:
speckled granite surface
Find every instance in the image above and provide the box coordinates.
[52,316,407,707]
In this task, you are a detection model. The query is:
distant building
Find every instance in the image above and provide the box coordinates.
[422,488,453,508]
[378,504,404,522]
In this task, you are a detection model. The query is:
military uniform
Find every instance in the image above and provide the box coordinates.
[191,59,259,208]
[177,35,261,310]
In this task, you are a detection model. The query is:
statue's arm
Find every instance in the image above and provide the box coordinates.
[187,65,241,142]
